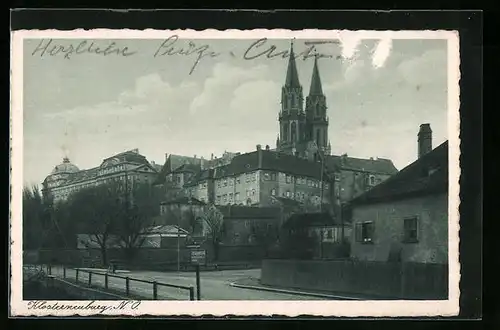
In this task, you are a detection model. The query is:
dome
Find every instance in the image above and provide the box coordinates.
[50,157,80,175]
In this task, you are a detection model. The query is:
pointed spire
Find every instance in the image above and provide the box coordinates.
[309,56,324,96]
[285,39,301,88]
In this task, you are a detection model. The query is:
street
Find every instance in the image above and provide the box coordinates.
[49,266,327,300]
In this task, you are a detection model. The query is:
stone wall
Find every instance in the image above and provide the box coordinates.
[261,259,448,299]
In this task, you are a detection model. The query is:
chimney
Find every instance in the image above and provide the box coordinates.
[211,153,214,160]
[265,145,270,151]
[165,153,169,162]
[418,123,432,158]
[257,145,263,168]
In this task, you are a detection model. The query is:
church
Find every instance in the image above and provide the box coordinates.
[276,42,331,161]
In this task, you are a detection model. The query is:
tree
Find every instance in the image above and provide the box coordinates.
[114,182,161,262]
[22,185,46,250]
[67,183,123,267]
[279,227,318,260]
[201,205,224,261]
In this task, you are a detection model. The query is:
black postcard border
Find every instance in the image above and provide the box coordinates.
[8,9,483,324]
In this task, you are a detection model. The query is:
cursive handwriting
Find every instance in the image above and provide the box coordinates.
[243,38,341,61]
[27,300,141,314]
[31,39,137,59]
[153,35,221,75]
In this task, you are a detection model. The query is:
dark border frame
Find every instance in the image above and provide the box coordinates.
[8,9,482,323]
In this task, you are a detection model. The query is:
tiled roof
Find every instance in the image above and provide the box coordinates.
[44,150,156,187]
[326,155,398,175]
[154,154,205,185]
[172,163,201,173]
[283,212,339,228]
[217,205,282,219]
[212,150,323,179]
[101,150,150,166]
[348,141,448,206]
[142,225,189,235]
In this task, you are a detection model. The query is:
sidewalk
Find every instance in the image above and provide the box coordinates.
[230,278,392,300]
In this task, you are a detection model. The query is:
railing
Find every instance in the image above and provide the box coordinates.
[47,265,196,300]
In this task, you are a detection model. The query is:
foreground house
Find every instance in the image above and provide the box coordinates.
[347,127,448,264]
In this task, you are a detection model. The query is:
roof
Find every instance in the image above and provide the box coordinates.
[308,57,324,96]
[142,225,189,235]
[101,149,150,167]
[50,157,80,174]
[348,140,448,206]
[161,197,206,206]
[154,154,205,185]
[172,163,201,174]
[326,154,398,175]
[283,212,339,228]
[44,149,156,186]
[217,205,282,219]
[212,150,323,179]
[285,42,301,88]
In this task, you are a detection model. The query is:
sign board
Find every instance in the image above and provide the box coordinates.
[190,249,206,265]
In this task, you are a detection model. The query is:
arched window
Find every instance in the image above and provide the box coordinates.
[315,103,320,116]
[283,124,289,142]
[316,129,321,146]
[291,122,297,142]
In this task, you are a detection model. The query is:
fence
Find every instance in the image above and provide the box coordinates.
[43,264,196,300]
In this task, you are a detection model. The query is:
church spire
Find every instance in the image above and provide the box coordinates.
[285,39,301,88]
[309,56,324,96]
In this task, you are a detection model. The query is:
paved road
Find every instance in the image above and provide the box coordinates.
[49,266,327,300]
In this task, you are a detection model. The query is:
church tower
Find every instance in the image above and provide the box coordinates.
[277,41,307,156]
[305,56,331,155]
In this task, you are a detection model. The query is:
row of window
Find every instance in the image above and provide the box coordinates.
[211,172,330,189]
[354,217,419,244]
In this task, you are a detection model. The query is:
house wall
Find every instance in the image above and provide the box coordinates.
[350,193,448,264]
[337,169,392,202]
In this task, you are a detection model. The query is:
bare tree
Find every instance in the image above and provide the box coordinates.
[22,185,46,250]
[114,182,161,262]
[201,205,224,261]
[68,183,123,267]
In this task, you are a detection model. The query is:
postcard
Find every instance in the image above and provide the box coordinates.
[10,28,460,317]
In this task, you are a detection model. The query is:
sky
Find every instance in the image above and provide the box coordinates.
[22,36,449,186]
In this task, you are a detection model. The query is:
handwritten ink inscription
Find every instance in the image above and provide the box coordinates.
[31,36,341,74]
[31,39,137,59]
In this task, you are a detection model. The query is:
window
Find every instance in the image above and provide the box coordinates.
[286,175,291,184]
[325,183,329,190]
[223,194,228,203]
[355,222,374,243]
[236,177,241,184]
[252,189,256,196]
[270,172,277,181]
[252,173,257,182]
[326,229,333,239]
[403,217,419,243]
[235,192,240,202]
[224,179,228,187]
[203,182,207,188]
[271,188,276,196]
[264,173,270,180]
[286,191,291,198]
[369,175,376,186]
[334,173,340,181]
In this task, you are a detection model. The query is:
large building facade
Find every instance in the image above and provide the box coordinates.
[42,149,159,203]
[155,43,398,211]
